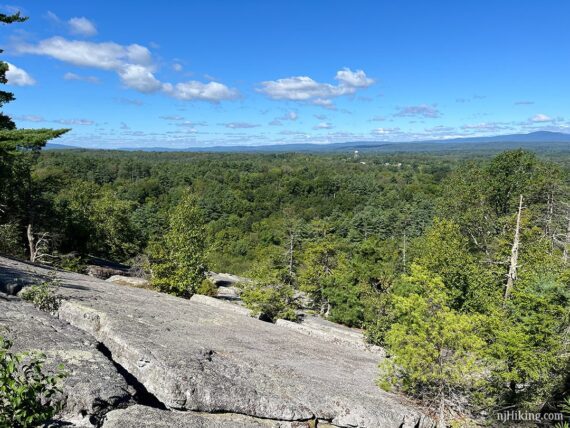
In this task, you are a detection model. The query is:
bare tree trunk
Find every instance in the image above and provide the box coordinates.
[27,223,36,262]
[437,393,446,428]
[504,195,523,301]
[545,190,555,253]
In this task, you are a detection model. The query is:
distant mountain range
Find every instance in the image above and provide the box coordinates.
[46,130,570,153]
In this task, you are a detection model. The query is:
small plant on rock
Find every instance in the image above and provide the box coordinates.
[0,336,67,428]
[196,278,218,297]
[21,277,63,313]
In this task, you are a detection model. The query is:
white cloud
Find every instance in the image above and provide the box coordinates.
[394,104,441,118]
[461,122,512,132]
[335,68,374,88]
[164,81,239,102]
[258,68,374,107]
[17,37,153,70]
[117,64,163,93]
[63,72,99,83]
[313,122,333,130]
[173,63,183,72]
[14,114,45,122]
[5,62,35,86]
[372,127,401,135]
[68,17,97,36]
[159,115,185,121]
[530,113,552,123]
[223,122,259,129]
[16,36,238,102]
[54,118,95,125]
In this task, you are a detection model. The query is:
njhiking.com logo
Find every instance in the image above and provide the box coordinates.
[496,410,563,424]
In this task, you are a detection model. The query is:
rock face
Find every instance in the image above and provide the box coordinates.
[86,265,127,280]
[0,256,431,428]
[0,299,132,426]
[103,405,299,428]
[207,272,249,287]
[106,275,150,289]
[276,315,384,354]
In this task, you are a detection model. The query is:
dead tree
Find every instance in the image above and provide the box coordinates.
[504,195,523,301]
[27,224,51,263]
[558,208,570,265]
[552,202,570,264]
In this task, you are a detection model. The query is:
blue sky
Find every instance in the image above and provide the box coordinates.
[2,1,569,148]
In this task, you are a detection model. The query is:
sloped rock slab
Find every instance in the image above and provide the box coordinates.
[276,316,384,355]
[0,299,132,426]
[103,405,302,427]
[106,275,150,289]
[0,257,431,428]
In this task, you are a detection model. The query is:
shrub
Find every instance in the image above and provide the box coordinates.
[20,278,62,313]
[196,278,218,296]
[0,221,23,257]
[0,337,66,427]
[240,280,297,322]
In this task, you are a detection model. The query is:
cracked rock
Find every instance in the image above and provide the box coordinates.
[0,299,132,426]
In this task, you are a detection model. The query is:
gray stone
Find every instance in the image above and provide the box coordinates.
[86,265,126,280]
[207,272,249,287]
[215,285,241,301]
[103,405,304,428]
[190,293,252,316]
[0,299,132,426]
[106,275,150,289]
[276,316,385,355]
[0,256,432,428]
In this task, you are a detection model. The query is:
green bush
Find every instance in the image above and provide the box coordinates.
[0,337,66,427]
[20,279,62,313]
[240,280,297,322]
[0,221,23,257]
[196,278,218,296]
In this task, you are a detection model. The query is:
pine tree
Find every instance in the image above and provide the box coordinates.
[0,10,27,130]
[380,265,486,427]
[148,194,208,297]
[0,10,69,259]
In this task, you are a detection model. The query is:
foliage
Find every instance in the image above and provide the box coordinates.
[0,139,568,423]
[0,11,69,262]
[380,265,486,425]
[20,278,62,313]
[0,336,66,428]
[196,278,218,296]
[240,279,297,322]
[148,193,208,297]
[0,221,23,256]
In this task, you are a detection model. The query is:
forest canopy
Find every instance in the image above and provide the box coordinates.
[1,146,569,425]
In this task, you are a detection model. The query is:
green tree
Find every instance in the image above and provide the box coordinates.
[0,11,69,259]
[381,265,486,427]
[148,194,208,297]
[413,218,497,312]
[239,247,297,322]
[0,10,27,130]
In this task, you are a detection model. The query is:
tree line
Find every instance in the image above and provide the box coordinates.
[0,12,569,427]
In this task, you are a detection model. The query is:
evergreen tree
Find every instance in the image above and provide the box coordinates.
[0,10,27,130]
[381,265,487,427]
[148,194,208,297]
[0,11,69,258]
